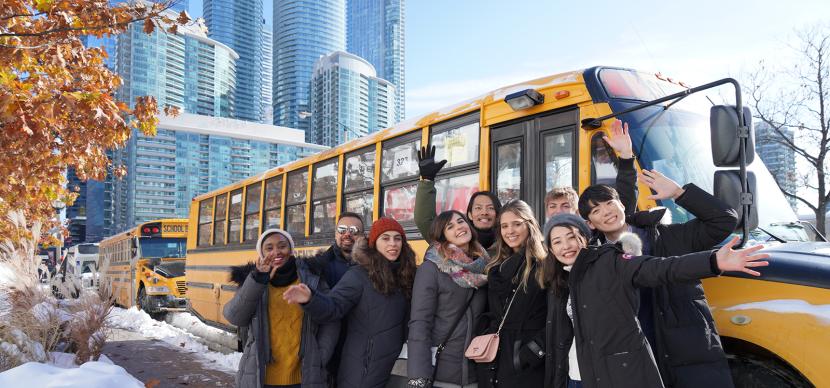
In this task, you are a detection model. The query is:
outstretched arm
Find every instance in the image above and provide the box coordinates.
[605,120,638,215]
[284,269,363,323]
[414,144,446,242]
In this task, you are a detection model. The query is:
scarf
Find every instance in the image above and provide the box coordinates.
[424,244,489,289]
[270,256,298,287]
[475,226,497,249]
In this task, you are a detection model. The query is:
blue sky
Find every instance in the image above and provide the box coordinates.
[189,0,830,118]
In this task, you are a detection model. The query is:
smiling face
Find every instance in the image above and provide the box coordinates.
[375,231,403,261]
[468,195,497,230]
[500,210,529,250]
[549,226,586,266]
[335,216,363,255]
[546,196,576,218]
[261,233,292,269]
[443,213,473,249]
[585,199,627,234]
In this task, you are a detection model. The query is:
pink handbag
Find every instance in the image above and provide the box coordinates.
[465,285,520,363]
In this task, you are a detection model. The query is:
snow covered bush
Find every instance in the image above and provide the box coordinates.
[0,211,115,371]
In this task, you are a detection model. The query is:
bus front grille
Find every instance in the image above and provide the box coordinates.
[176,281,187,295]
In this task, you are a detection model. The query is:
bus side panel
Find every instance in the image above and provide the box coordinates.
[704,277,830,387]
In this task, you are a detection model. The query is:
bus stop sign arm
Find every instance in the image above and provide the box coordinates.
[581,78,753,247]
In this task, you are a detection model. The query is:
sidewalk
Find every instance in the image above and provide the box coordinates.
[103,328,235,387]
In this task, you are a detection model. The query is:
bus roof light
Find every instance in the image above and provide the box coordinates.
[152,227,160,233]
[143,227,150,233]
[555,90,570,100]
[505,88,544,111]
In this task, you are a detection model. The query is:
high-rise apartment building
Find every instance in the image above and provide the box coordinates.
[116,15,238,117]
[109,113,327,233]
[347,0,404,122]
[756,121,797,209]
[272,0,346,132]
[204,0,265,122]
[308,51,396,147]
[261,25,274,124]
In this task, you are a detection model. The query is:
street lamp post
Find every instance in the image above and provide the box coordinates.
[51,200,66,264]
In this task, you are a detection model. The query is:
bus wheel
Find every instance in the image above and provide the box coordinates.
[137,286,165,321]
[729,354,811,388]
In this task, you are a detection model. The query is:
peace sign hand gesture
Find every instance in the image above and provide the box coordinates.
[715,236,771,276]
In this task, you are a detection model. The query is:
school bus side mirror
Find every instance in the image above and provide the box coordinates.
[710,105,756,167]
[714,170,759,232]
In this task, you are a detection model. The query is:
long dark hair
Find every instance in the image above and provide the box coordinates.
[429,210,487,259]
[546,224,589,296]
[353,237,417,298]
[466,192,502,222]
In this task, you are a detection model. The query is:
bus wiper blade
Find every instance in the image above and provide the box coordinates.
[663,93,689,111]
[757,226,787,243]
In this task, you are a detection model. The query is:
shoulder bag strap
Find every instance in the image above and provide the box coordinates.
[432,289,475,380]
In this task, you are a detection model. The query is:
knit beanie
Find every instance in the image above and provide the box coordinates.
[256,228,295,258]
[543,213,592,248]
[368,217,406,248]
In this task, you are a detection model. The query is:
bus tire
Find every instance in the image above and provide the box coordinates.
[729,353,811,388]
[137,285,165,321]
[237,326,249,352]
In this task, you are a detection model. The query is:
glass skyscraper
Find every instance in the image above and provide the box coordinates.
[273,0,346,132]
[261,25,274,124]
[116,16,238,117]
[347,0,405,121]
[204,0,265,123]
[308,51,396,147]
[110,113,327,233]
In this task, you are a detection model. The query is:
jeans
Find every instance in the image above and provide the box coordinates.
[567,380,583,388]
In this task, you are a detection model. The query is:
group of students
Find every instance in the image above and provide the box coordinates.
[223,120,770,388]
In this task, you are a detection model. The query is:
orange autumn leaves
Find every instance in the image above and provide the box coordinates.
[0,1,186,241]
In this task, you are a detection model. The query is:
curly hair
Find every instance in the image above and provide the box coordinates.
[352,238,417,298]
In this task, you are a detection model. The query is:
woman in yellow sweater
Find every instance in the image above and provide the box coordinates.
[224,228,339,388]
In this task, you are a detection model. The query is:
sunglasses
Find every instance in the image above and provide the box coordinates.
[336,225,362,235]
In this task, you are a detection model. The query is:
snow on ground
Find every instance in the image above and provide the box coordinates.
[0,353,140,388]
[166,311,238,351]
[725,299,830,324]
[108,307,241,372]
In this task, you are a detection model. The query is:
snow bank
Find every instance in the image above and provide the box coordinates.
[725,299,830,324]
[167,311,238,351]
[0,359,142,388]
[108,307,241,372]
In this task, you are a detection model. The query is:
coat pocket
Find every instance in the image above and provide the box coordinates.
[602,345,662,388]
[661,299,725,366]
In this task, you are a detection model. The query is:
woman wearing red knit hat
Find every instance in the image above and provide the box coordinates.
[284,217,417,388]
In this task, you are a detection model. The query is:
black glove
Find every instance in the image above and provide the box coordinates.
[406,377,433,388]
[518,341,546,370]
[417,145,447,181]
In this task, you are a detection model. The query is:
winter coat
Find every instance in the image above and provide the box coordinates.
[407,246,489,386]
[544,243,720,388]
[224,258,339,388]
[485,252,547,387]
[308,244,354,288]
[302,243,410,388]
[623,184,738,388]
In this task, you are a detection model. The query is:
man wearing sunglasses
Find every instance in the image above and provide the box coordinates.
[309,211,365,386]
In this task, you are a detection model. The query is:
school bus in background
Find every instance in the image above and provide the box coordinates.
[185,66,829,386]
[100,219,189,319]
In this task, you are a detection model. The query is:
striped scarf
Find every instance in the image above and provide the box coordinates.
[424,244,489,289]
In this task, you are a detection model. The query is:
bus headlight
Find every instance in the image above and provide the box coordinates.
[147,286,170,294]
[151,277,159,284]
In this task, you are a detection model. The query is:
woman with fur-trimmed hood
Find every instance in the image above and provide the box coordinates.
[224,228,339,388]
[541,214,769,388]
[283,217,417,388]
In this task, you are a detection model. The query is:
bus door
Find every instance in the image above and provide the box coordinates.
[491,108,578,223]
[130,237,139,307]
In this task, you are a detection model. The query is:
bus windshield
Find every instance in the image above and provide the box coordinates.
[608,98,807,242]
[139,237,187,258]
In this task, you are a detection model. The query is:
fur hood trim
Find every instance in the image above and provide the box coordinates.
[229,262,257,286]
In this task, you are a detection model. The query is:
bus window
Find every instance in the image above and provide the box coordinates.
[381,137,421,182]
[263,176,283,230]
[198,198,213,246]
[383,182,418,222]
[543,131,574,192]
[495,141,522,204]
[214,194,228,245]
[344,191,373,230]
[590,132,618,187]
[431,121,479,169]
[343,147,376,230]
[243,182,262,242]
[435,172,480,213]
[285,169,308,237]
[228,189,243,243]
[312,159,339,234]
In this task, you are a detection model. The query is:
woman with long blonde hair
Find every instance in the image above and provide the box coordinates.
[481,200,549,387]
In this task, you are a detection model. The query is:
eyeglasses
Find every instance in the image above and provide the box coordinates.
[336,225,362,235]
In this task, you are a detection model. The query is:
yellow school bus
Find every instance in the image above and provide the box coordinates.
[101,219,188,319]
[186,66,829,386]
